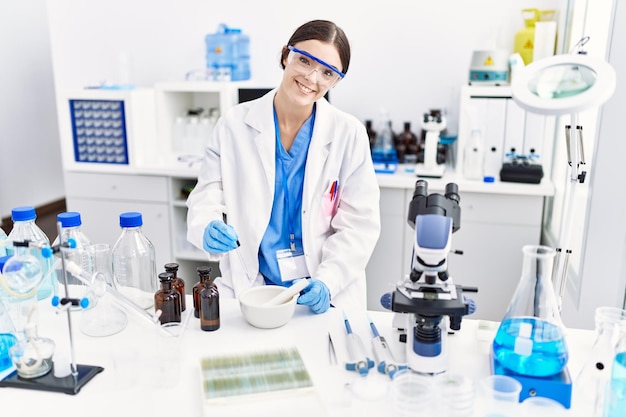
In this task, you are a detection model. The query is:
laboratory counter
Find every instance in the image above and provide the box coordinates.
[1,296,596,417]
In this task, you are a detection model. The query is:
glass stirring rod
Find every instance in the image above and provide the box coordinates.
[223,213,252,281]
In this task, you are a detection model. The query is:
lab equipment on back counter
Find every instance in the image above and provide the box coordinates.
[457,85,554,183]
[388,180,477,375]
[491,245,571,408]
[204,23,250,82]
[414,111,447,178]
[469,50,510,86]
[371,110,398,174]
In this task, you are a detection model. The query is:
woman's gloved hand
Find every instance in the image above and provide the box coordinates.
[203,220,239,254]
[297,279,330,314]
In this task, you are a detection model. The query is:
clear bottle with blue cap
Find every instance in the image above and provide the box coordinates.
[52,212,93,287]
[6,206,54,300]
[111,212,157,310]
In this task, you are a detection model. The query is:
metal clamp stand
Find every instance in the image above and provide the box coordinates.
[551,116,586,313]
[0,222,103,394]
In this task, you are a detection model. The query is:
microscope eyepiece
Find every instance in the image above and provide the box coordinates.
[414,180,428,198]
[444,182,460,203]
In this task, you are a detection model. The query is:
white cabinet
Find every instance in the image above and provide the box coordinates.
[63,171,172,272]
[366,177,546,322]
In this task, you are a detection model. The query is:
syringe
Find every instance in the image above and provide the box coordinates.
[368,316,407,379]
[342,311,374,376]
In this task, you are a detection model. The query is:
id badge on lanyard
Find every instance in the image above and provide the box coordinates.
[276,248,309,282]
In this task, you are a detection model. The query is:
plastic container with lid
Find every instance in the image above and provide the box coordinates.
[205,24,250,81]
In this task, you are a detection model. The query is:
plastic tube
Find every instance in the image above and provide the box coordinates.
[64,260,160,327]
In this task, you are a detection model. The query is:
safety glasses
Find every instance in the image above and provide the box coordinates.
[287,45,345,87]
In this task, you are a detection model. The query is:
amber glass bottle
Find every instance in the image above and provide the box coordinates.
[193,266,212,318]
[365,120,377,150]
[154,272,182,324]
[396,122,419,163]
[164,262,186,311]
[200,276,220,332]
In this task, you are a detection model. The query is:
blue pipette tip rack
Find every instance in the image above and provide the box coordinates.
[491,354,572,409]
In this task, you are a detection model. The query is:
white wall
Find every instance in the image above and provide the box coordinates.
[0,0,64,220]
[45,0,562,137]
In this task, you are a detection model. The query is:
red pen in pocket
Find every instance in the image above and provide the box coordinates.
[330,180,338,201]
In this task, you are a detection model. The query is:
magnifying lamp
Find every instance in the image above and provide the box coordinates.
[510,37,616,309]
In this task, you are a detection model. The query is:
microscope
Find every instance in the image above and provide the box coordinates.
[415,112,446,178]
[390,180,476,374]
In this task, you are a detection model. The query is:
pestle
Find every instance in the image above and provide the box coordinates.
[263,279,310,306]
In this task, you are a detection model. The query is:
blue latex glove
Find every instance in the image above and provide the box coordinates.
[203,220,239,254]
[297,279,331,314]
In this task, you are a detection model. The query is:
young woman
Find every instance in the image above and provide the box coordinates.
[186,19,380,313]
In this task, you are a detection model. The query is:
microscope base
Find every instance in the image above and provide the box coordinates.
[0,363,103,395]
[415,163,445,178]
[491,357,572,409]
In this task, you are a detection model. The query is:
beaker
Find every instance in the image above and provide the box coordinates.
[603,317,626,417]
[575,306,626,416]
[80,244,128,337]
[492,245,568,377]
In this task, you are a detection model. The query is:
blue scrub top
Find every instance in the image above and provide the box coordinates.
[259,104,316,286]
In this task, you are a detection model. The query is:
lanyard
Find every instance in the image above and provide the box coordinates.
[273,107,299,252]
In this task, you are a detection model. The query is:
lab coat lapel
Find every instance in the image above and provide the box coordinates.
[303,99,332,206]
[245,91,277,197]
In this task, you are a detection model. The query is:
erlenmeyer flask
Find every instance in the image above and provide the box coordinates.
[575,306,626,416]
[80,244,128,337]
[492,245,568,377]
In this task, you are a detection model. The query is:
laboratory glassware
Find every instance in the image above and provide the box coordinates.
[164,262,186,311]
[0,288,18,373]
[9,317,55,379]
[193,265,212,318]
[492,245,568,377]
[395,121,419,164]
[604,323,626,417]
[6,206,54,300]
[199,271,219,331]
[2,244,55,379]
[111,212,157,310]
[79,243,128,337]
[52,211,92,308]
[574,306,626,416]
[0,225,7,257]
[154,272,182,325]
[364,119,377,149]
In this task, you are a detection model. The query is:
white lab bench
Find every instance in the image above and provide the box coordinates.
[0,296,593,416]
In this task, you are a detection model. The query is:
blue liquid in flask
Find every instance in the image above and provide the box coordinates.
[0,333,17,372]
[493,317,568,377]
[605,352,626,417]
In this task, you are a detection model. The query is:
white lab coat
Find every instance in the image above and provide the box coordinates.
[186,89,381,311]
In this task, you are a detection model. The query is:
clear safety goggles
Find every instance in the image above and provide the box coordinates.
[287,45,345,87]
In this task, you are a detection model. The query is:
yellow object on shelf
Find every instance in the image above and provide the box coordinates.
[514,8,540,65]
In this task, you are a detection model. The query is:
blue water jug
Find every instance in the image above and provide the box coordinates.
[205,24,250,81]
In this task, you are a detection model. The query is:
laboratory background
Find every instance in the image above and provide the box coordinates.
[1,0,625,331]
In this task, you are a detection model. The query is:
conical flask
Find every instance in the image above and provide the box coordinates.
[575,306,626,416]
[80,244,128,337]
[492,245,568,377]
